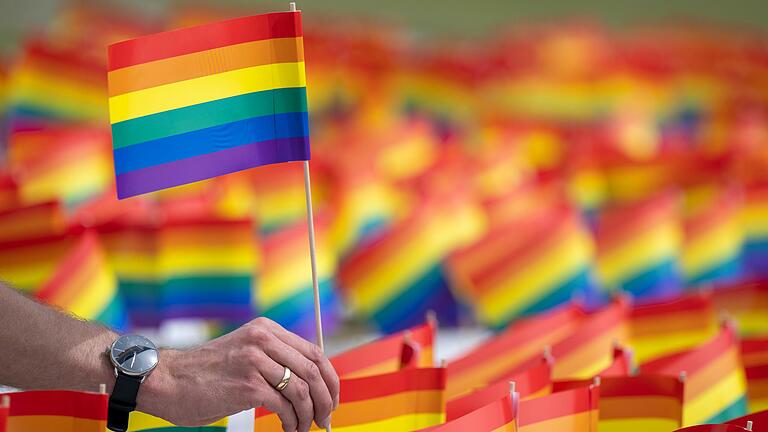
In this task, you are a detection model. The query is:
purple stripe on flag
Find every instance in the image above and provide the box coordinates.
[116,136,310,198]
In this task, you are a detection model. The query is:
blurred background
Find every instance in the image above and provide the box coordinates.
[1,0,768,429]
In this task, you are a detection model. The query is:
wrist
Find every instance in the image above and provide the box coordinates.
[135,349,179,417]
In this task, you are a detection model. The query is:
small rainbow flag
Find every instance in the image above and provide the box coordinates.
[127,411,226,431]
[518,384,599,432]
[641,325,749,425]
[446,357,550,421]
[446,305,582,399]
[248,163,309,233]
[107,12,310,198]
[681,188,743,285]
[419,395,518,432]
[596,193,683,301]
[447,204,595,329]
[596,375,684,432]
[629,293,718,364]
[257,216,342,338]
[331,321,435,379]
[254,368,446,431]
[549,300,629,380]
[0,396,7,432]
[2,390,106,431]
[712,281,768,337]
[0,201,65,244]
[156,217,256,323]
[36,230,127,329]
[741,337,768,412]
[741,182,768,277]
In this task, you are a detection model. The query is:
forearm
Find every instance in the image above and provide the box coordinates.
[0,282,117,394]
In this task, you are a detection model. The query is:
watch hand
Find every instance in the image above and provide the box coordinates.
[130,352,136,368]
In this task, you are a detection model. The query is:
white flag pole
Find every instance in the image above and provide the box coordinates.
[291,6,330,431]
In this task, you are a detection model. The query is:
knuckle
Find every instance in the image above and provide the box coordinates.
[252,316,273,328]
[307,344,324,363]
[304,361,321,382]
[246,326,271,344]
[296,381,311,402]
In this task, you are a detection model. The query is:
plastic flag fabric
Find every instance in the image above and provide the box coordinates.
[127,412,227,431]
[641,325,749,425]
[254,368,446,431]
[107,12,310,198]
[549,300,629,380]
[725,409,768,431]
[446,357,551,421]
[331,321,435,379]
[741,338,768,413]
[596,375,684,432]
[596,193,683,301]
[445,305,583,399]
[257,216,342,338]
[742,183,768,278]
[448,204,595,329]
[629,294,718,364]
[712,282,768,337]
[2,390,107,432]
[35,230,126,329]
[418,395,518,432]
[518,384,599,432]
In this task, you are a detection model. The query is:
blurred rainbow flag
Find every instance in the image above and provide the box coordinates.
[127,412,226,431]
[741,337,768,413]
[448,204,595,329]
[2,390,106,432]
[419,395,518,432]
[518,384,599,432]
[156,218,256,323]
[256,216,342,338]
[742,183,768,278]
[596,193,683,301]
[641,325,749,425]
[339,197,483,332]
[596,375,684,432]
[35,230,127,329]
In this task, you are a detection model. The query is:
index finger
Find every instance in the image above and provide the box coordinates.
[265,320,340,408]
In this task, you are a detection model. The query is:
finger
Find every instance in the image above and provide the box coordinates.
[262,356,315,432]
[256,379,298,432]
[260,318,341,409]
[262,333,333,427]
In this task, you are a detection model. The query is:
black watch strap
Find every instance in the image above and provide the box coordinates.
[107,373,143,432]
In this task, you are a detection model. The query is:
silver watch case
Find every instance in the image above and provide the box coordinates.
[108,334,159,381]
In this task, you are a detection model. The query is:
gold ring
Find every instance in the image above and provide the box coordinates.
[275,366,291,392]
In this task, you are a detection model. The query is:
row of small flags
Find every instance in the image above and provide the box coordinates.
[1,284,767,431]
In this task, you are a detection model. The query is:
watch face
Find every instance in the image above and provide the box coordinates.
[110,335,159,376]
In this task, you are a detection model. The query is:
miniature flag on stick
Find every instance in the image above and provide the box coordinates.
[107,10,308,198]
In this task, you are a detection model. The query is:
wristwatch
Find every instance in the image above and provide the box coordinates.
[107,334,159,432]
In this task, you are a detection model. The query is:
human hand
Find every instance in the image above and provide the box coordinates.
[138,317,339,432]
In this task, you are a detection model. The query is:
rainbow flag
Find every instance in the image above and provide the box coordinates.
[0,201,65,243]
[257,216,342,338]
[549,300,629,380]
[641,325,749,425]
[601,345,635,376]
[596,375,684,432]
[446,357,551,421]
[518,384,599,432]
[6,38,107,127]
[331,321,435,379]
[446,305,583,399]
[742,183,768,277]
[127,412,226,431]
[0,231,76,291]
[681,188,743,285]
[339,198,483,332]
[419,395,518,432]
[0,172,19,212]
[447,205,595,329]
[248,163,309,233]
[741,338,768,412]
[7,126,113,207]
[712,281,768,336]
[107,12,309,198]
[254,368,446,431]
[630,293,718,363]
[36,230,127,329]
[156,218,256,323]
[2,390,106,431]
[596,193,683,301]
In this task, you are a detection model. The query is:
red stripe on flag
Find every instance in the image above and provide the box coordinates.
[108,12,302,71]
[6,390,107,420]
